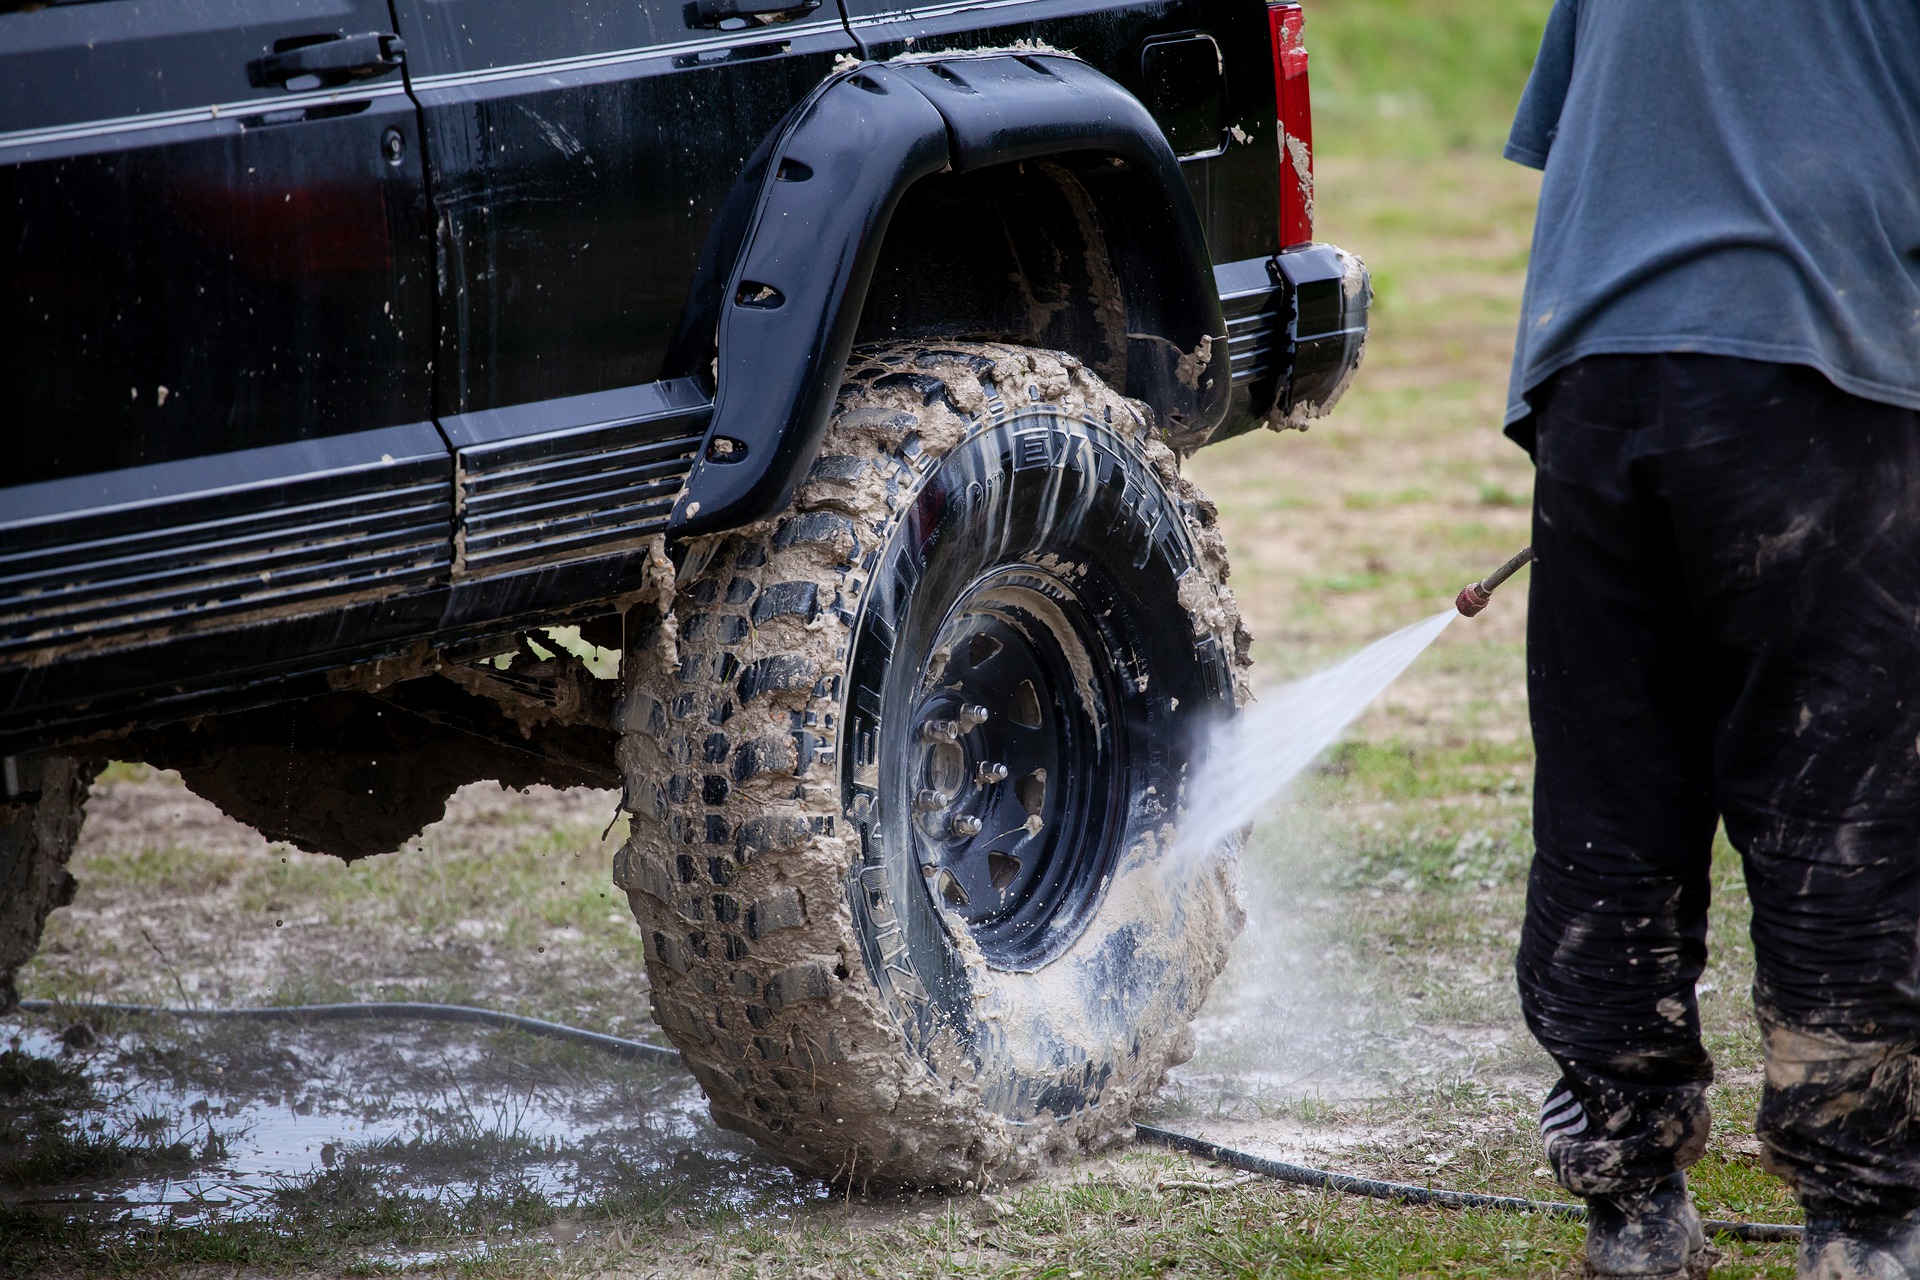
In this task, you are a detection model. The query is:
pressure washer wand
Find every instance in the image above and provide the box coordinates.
[1455,547,1534,617]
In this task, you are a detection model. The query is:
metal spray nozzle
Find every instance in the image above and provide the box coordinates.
[1455,547,1534,617]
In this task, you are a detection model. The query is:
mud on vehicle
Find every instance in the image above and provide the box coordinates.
[0,0,1368,1184]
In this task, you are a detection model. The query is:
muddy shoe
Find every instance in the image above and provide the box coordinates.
[1798,1207,1920,1279]
[1584,1173,1720,1280]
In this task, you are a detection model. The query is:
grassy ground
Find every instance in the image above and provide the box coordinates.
[1307,0,1552,155]
[25,766,648,1033]
[3,0,1806,1273]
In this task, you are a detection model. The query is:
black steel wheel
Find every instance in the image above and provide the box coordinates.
[890,567,1121,969]
[617,344,1249,1185]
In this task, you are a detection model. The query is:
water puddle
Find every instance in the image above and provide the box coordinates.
[0,1011,827,1231]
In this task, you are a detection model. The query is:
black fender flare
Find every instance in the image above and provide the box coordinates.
[667,54,1229,538]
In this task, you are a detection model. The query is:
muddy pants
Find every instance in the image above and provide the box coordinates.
[1518,353,1920,1217]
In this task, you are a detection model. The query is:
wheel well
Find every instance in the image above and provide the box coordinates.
[854,159,1132,392]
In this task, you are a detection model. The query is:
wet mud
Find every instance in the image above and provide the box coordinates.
[0,1009,820,1245]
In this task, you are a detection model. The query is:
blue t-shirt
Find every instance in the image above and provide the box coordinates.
[1504,1,1920,448]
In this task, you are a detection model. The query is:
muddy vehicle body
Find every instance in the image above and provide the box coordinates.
[1,0,1367,1182]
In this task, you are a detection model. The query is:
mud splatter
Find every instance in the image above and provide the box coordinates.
[1265,248,1371,433]
[1284,134,1315,226]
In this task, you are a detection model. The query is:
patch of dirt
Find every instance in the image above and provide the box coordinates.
[29,771,642,1030]
[78,767,269,860]
[78,769,621,864]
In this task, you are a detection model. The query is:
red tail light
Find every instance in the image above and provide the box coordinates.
[1268,1,1314,248]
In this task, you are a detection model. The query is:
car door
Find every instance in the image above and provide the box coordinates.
[0,0,445,668]
[389,0,854,577]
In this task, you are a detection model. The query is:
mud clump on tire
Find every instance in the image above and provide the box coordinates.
[0,758,97,1012]
[617,344,1250,1187]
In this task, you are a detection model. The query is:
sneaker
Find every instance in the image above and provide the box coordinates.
[1798,1207,1920,1280]
[1584,1173,1720,1280]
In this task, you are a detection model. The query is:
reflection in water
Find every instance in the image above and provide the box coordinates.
[0,1013,828,1236]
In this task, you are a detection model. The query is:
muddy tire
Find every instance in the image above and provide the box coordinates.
[616,344,1249,1185]
[0,758,96,1011]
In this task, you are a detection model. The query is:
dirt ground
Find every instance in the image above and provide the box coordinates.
[0,151,1801,1278]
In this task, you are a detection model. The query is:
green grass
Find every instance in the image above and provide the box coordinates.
[0,1040,223,1199]
[1308,0,1554,157]
[1314,737,1531,802]
[446,1159,1789,1279]
[0,1173,557,1278]
[0,1119,205,1189]
[0,1045,93,1106]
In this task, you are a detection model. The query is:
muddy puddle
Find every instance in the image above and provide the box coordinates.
[0,1008,827,1241]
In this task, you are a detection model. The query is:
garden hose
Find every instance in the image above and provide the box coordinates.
[1132,1124,1800,1244]
[16,997,680,1065]
[14,996,1802,1243]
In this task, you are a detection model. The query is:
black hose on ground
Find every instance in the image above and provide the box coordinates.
[1136,1123,1583,1219]
[15,998,1803,1242]
[1134,1124,1802,1244]
[14,997,682,1066]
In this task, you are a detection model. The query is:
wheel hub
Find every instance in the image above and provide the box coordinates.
[900,570,1119,967]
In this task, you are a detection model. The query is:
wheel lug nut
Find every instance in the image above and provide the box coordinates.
[949,814,982,838]
[920,720,960,744]
[914,788,950,812]
[957,704,989,731]
[976,762,1009,784]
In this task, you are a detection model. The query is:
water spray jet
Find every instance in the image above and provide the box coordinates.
[1454,546,1533,617]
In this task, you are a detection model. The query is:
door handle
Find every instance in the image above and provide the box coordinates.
[691,0,820,26]
[248,32,406,89]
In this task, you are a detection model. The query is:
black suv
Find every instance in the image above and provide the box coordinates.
[1,0,1367,1183]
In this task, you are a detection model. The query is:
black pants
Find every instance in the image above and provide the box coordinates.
[1518,354,1920,1216]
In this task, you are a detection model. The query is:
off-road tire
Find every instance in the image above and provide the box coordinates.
[616,344,1250,1185]
[0,758,97,1011]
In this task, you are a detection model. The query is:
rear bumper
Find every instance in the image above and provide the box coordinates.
[1210,244,1371,443]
